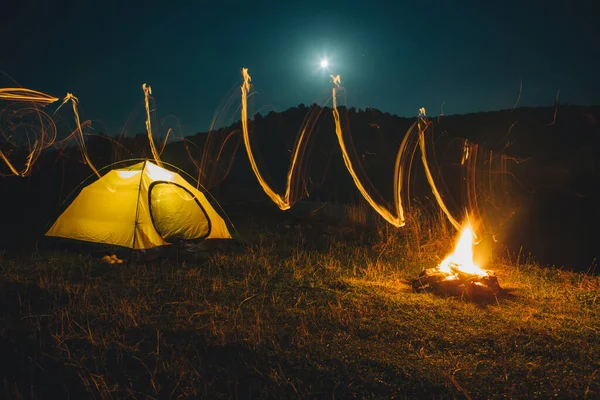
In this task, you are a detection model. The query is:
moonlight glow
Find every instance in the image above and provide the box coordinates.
[320,59,329,68]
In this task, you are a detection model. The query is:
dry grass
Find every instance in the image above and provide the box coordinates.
[0,202,599,399]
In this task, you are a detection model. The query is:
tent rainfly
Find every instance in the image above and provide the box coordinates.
[46,160,232,249]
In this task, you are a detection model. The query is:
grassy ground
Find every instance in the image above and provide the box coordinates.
[1,202,599,399]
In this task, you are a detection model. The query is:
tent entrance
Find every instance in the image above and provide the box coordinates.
[148,181,212,243]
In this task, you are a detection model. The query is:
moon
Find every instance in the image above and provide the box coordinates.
[320,59,329,68]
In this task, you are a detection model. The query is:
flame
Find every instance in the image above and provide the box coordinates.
[438,222,487,277]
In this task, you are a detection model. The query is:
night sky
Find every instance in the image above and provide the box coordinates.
[2,0,599,135]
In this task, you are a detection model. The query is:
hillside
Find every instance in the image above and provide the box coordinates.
[1,105,600,269]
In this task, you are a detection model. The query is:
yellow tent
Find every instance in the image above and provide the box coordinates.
[46,160,232,249]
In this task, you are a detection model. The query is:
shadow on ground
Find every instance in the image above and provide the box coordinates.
[0,280,446,399]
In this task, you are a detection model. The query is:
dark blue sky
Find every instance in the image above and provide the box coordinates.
[2,0,599,135]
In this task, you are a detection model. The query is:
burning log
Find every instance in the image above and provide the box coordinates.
[411,265,501,298]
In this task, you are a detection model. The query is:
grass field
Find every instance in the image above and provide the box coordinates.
[1,202,599,399]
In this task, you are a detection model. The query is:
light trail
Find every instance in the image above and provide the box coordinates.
[241,68,325,210]
[56,93,101,178]
[142,83,163,167]
[0,71,524,241]
[330,74,406,227]
[241,68,464,230]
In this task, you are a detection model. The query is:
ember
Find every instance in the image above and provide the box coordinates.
[412,222,501,298]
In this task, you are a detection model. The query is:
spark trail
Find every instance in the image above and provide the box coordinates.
[0,88,59,176]
[0,88,59,104]
[143,83,163,167]
[330,74,406,227]
[1,83,183,180]
[1,87,104,178]
[417,115,462,231]
[56,93,101,178]
[241,68,464,231]
[241,68,325,210]
[1,72,519,239]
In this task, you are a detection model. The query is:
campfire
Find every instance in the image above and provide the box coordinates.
[412,223,501,298]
